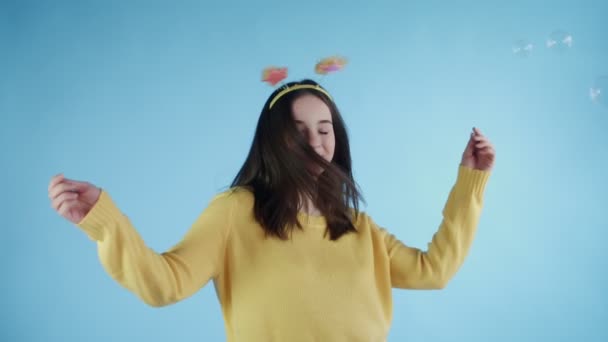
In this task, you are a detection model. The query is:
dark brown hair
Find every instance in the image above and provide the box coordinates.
[230,79,365,240]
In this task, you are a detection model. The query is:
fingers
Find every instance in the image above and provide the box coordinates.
[48,173,64,193]
[464,131,476,154]
[475,136,496,156]
[475,138,494,149]
[52,191,79,212]
[471,128,493,149]
[472,127,485,141]
[477,145,495,155]
[57,199,77,217]
[58,198,85,218]
[475,140,492,149]
[48,177,87,201]
[49,182,75,201]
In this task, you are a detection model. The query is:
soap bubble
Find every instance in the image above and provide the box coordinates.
[512,39,534,57]
[546,30,573,53]
[590,75,608,107]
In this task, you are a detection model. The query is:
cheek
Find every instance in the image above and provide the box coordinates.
[323,135,336,156]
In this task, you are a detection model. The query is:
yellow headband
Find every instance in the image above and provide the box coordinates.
[268,84,332,109]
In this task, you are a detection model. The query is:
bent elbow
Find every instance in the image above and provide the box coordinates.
[434,279,448,290]
[142,298,168,308]
[144,299,168,308]
[139,293,176,308]
[432,273,452,290]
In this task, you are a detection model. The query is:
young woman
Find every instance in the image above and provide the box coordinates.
[48,79,495,341]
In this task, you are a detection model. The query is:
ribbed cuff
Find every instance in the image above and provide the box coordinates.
[76,190,120,241]
[456,165,491,197]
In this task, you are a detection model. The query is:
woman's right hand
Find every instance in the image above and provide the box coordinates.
[48,174,102,224]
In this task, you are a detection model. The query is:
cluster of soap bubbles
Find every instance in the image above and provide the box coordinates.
[545,30,574,52]
[512,29,606,109]
[512,29,573,57]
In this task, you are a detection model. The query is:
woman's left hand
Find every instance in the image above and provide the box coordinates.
[461,127,495,172]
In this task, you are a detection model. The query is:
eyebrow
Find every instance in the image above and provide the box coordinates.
[294,119,333,124]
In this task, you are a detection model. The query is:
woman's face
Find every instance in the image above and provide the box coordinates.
[291,94,336,171]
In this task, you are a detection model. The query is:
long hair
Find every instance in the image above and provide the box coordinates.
[230,79,365,240]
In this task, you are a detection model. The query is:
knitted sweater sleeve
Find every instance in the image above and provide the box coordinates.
[376,165,491,289]
[75,190,234,307]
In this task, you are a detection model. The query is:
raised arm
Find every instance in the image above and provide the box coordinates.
[74,189,234,307]
[377,165,491,289]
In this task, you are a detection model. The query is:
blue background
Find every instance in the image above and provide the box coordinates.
[2,0,607,341]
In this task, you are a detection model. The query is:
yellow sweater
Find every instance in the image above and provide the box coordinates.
[76,165,490,341]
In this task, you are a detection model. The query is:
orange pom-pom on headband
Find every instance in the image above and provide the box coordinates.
[314,56,347,75]
[262,66,288,86]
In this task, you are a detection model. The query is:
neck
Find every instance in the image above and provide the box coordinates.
[300,194,321,216]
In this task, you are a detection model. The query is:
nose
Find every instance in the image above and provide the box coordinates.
[307,131,322,148]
